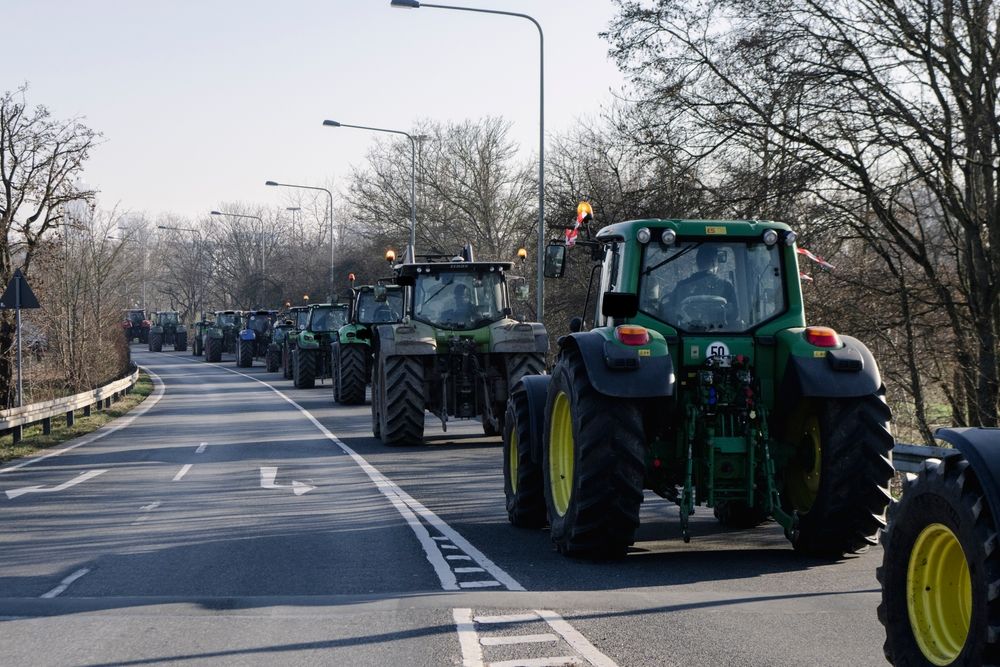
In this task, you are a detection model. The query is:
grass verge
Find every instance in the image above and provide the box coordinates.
[0,371,154,465]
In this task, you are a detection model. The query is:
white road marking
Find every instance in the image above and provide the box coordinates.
[173,464,192,481]
[140,501,161,511]
[195,442,207,454]
[40,568,90,599]
[453,608,484,667]
[535,610,619,667]
[0,366,165,474]
[218,364,523,592]
[441,544,460,550]
[491,658,583,667]
[459,581,502,588]
[5,469,108,500]
[475,613,540,624]
[447,555,474,561]
[480,634,559,646]
[454,567,486,573]
[432,536,449,541]
[259,466,316,496]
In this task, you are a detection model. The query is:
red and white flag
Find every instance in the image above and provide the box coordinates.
[567,201,593,248]
[797,247,835,270]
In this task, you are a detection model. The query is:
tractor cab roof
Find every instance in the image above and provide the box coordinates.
[393,261,512,286]
[596,218,793,242]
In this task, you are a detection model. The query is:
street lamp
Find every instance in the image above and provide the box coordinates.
[157,225,198,233]
[322,120,423,260]
[265,180,336,300]
[390,0,546,320]
[210,210,267,304]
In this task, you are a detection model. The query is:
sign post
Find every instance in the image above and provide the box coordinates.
[0,269,41,407]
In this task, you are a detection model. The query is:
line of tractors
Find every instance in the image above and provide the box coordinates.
[123,207,1000,665]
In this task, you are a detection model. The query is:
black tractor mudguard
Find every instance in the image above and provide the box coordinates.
[778,334,882,401]
[514,373,551,466]
[559,331,674,399]
[935,427,1000,526]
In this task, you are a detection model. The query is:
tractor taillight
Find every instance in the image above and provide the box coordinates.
[615,325,649,346]
[805,326,841,348]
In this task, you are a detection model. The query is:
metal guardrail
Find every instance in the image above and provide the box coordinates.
[0,366,141,443]
[892,442,960,473]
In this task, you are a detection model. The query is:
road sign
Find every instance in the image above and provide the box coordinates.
[0,269,40,310]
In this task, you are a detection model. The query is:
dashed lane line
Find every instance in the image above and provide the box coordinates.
[173,464,192,481]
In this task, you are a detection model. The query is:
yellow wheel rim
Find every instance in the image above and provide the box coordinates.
[509,428,519,494]
[907,523,971,665]
[549,391,574,517]
[786,412,821,512]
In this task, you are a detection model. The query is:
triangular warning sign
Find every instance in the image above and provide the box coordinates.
[0,269,41,309]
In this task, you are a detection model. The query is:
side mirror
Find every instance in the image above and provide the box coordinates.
[543,244,567,278]
[601,291,639,319]
[374,284,388,302]
[515,283,529,300]
[569,316,583,333]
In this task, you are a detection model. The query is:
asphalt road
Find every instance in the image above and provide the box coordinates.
[0,347,889,666]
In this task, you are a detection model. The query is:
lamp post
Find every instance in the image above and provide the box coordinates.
[210,210,267,304]
[265,180,335,300]
[390,0,545,320]
[322,120,423,260]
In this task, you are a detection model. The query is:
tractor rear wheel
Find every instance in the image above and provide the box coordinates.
[283,346,293,379]
[174,332,187,352]
[149,333,163,353]
[192,335,202,356]
[237,340,253,368]
[543,348,645,558]
[371,356,382,438]
[205,337,222,363]
[293,348,316,388]
[265,347,280,372]
[782,393,894,557]
[878,454,1000,665]
[506,353,545,387]
[337,344,368,405]
[503,384,546,528]
[379,355,424,446]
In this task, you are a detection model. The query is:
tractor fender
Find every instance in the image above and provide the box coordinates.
[778,334,881,400]
[513,374,551,466]
[558,331,674,399]
[492,321,548,354]
[176,324,187,333]
[934,427,1000,527]
[239,329,256,341]
[150,325,164,334]
[205,329,223,340]
[373,323,437,358]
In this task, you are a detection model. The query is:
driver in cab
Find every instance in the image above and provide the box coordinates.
[442,283,478,324]
[669,245,737,326]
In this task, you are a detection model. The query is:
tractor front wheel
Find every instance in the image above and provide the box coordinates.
[503,384,546,528]
[149,333,163,353]
[782,393,894,557]
[337,344,368,405]
[174,332,187,352]
[379,355,424,446]
[205,337,222,363]
[543,348,645,558]
[878,454,999,665]
[265,347,280,372]
[192,335,202,356]
[293,348,316,388]
[237,340,253,368]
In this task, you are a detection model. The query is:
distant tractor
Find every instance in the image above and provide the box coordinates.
[236,310,274,368]
[333,281,404,405]
[267,318,296,372]
[502,209,893,559]
[122,309,150,344]
[191,314,213,357]
[878,428,1000,666]
[147,311,187,352]
[370,245,548,446]
[290,303,349,389]
[203,310,241,363]
[281,306,311,379]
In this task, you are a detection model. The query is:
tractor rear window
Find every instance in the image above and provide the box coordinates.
[412,271,506,330]
[638,241,786,333]
[357,290,403,325]
[308,307,348,332]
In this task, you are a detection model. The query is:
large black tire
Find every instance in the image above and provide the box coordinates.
[192,335,202,356]
[336,344,368,405]
[781,393,894,557]
[237,339,253,368]
[503,384,547,528]
[371,355,382,438]
[174,332,187,352]
[379,355,425,446]
[293,348,316,389]
[265,347,280,373]
[149,333,163,353]
[205,336,222,363]
[542,348,646,558]
[877,454,1000,665]
[283,345,294,380]
[506,353,546,386]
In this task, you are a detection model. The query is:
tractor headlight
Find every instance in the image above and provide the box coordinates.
[660,229,677,245]
[763,229,778,246]
[636,227,651,244]
[782,230,797,246]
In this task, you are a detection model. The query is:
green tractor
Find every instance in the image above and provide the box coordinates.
[281,306,312,379]
[370,245,548,446]
[503,213,893,558]
[190,313,213,357]
[333,281,404,405]
[266,317,296,373]
[147,311,187,352]
[289,303,349,389]
[236,309,274,368]
[203,310,241,363]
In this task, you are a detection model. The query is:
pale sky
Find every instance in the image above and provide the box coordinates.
[4,0,626,221]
